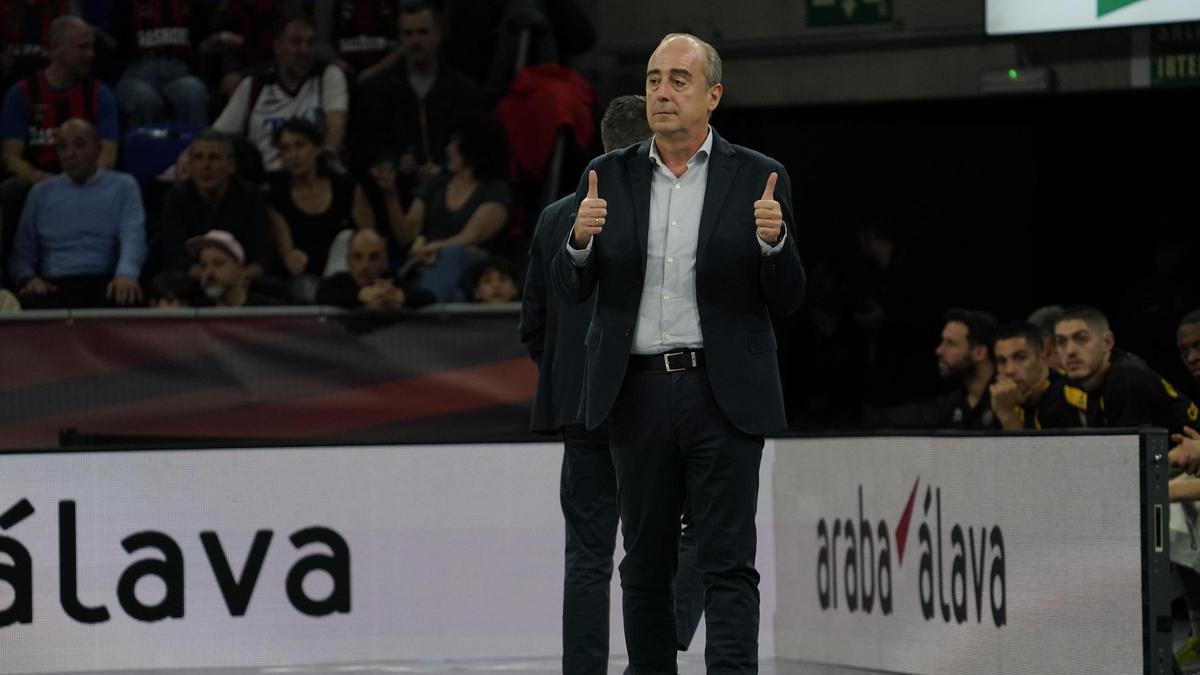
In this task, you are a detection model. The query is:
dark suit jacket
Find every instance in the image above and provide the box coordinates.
[520,195,596,433]
[552,131,806,435]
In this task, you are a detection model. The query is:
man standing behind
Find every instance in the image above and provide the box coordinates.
[989,322,1086,430]
[554,34,805,673]
[8,118,144,308]
[522,93,703,674]
[934,308,1001,430]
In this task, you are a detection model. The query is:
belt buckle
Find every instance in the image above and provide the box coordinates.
[663,350,686,372]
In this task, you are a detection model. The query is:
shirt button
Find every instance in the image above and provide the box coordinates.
[673,183,680,190]
[671,219,677,226]
[667,257,674,263]
[664,333,671,340]
[663,294,670,300]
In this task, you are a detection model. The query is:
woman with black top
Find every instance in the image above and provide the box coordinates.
[266,117,398,300]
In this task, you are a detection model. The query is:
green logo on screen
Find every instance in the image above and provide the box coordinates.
[1099,0,1144,17]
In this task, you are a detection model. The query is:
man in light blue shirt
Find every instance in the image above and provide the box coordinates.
[8,118,146,308]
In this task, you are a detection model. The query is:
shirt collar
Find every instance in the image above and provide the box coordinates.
[649,126,713,170]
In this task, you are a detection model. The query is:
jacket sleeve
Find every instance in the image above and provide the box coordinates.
[759,163,806,317]
[550,162,598,305]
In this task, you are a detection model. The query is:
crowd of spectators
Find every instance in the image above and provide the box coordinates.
[0,0,596,312]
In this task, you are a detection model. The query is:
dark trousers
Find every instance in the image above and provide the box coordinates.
[561,422,706,675]
[561,423,619,675]
[608,368,763,675]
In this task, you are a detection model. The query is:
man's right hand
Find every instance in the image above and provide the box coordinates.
[571,170,606,249]
[18,277,56,296]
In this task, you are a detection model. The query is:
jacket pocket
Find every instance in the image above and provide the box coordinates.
[748,330,777,354]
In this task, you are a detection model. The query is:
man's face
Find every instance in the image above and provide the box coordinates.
[51,22,94,80]
[994,336,1046,404]
[1040,333,1063,372]
[348,235,388,287]
[399,9,438,68]
[1178,322,1200,383]
[188,140,234,195]
[55,124,101,182]
[274,20,315,78]
[936,321,975,380]
[645,38,721,141]
[1055,319,1112,383]
[474,269,518,304]
[198,246,244,302]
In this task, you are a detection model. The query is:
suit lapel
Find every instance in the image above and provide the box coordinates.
[627,140,653,274]
[697,132,738,256]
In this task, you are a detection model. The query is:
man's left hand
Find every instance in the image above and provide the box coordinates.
[755,172,783,246]
[107,276,142,306]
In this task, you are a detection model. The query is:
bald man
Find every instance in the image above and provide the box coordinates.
[8,119,145,308]
[1,16,118,255]
[315,229,434,310]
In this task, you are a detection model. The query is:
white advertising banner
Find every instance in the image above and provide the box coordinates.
[987,0,1200,35]
[772,434,1150,675]
[0,442,778,673]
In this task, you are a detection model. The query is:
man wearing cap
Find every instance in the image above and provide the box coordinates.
[187,229,279,308]
[8,118,145,308]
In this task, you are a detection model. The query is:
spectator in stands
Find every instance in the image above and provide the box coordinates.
[322,0,397,83]
[266,117,375,299]
[187,228,280,307]
[988,321,1086,431]
[1,0,72,90]
[935,308,1001,430]
[350,0,482,179]
[1054,305,1198,432]
[1,15,118,257]
[111,0,220,126]
[470,255,518,304]
[8,118,145,308]
[147,268,194,307]
[212,13,347,172]
[315,228,433,310]
[202,0,294,102]
[1027,304,1065,373]
[403,115,510,302]
[159,129,274,278]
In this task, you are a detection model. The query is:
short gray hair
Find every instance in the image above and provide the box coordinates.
[659,32,722,88]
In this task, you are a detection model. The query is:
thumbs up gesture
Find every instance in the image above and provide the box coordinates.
[572,170,606,249]
[754,172,783,246]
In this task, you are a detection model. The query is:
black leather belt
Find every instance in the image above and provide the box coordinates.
[629,349,705,372]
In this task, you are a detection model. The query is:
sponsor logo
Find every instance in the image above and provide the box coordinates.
[0,499,351,627]
[816,479,1007,627]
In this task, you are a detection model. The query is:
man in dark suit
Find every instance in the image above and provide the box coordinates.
[552,33,805,674]
[522,94,703,675]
